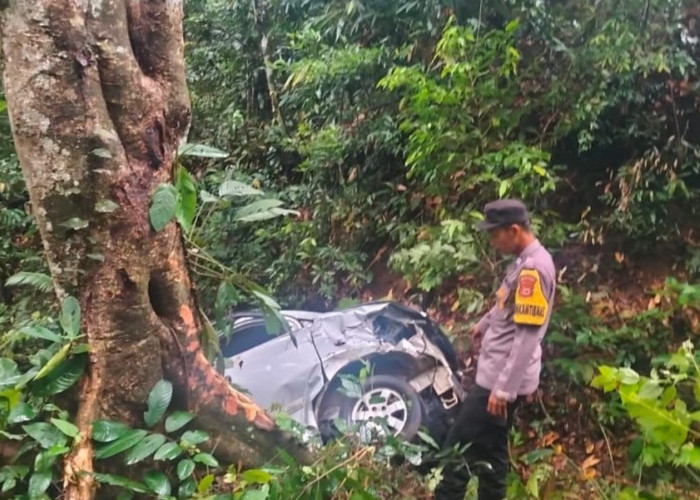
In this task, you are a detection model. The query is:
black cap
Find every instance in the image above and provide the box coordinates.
[476,199,530,231]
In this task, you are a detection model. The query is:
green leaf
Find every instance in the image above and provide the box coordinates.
[193,452,219,468]
[144,379,173,427]
[143,470,171,497]
[12,368,37,390]
[235,207,298,222]
[0,363,21,391]
[34,448,64,472]
[0,357,19,378]
[19,326,62,343]
[180,430,209,445]
[8,403,37,424]
[60,296,81,337]
[591,365,619,392]
[417,430,440,450]
[34,343,71,380]
[124,433,167,465]
[338,375,363,399]
[241,486,270,500]
[93,473,148,494]
[153,442,182,461]
[178,477,196,498]
[197,474,214,494]
[164,411,194,434]
[95,429,148,459]
[505,19,520,33]
[178,143,228,158]
[200,189,219,203]
[5,272,53,293]
[50,418,79,438]
[28,470,52,498]
[2,478,16,493]
[638,380,664,400]
[218,180,263,198]
[251,290,281,312]
[59,217,89,230]
[92,420,130,443]
[95,199,120,213]
[242,469,273,484]
[22,422,67,449]
[234,199,284,221]
[149,184,177,232]
[519,448,553,466]
[175,165,197,232]
[177,459,195,480]
[619,367,640,385]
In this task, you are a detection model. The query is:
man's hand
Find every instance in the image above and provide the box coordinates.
[487,392,508,419]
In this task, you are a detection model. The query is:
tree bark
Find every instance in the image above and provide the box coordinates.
[1,2,307,498]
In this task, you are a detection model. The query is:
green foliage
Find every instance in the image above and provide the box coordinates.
[166,411,196,433]
[149,183,178,232]
[176,165,199,233]
[144,379,174,428]
[593,339,700,473]
[390,219,481,292]
[182,0,700,306]
[179,142,229,159]
[545,279,698,387]
[5,272,53,294]
[379,18,557,199]
[0,302,86,498]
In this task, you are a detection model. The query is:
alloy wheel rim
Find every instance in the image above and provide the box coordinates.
[350,387,409,440]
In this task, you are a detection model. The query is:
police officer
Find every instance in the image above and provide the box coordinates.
[435,199,555,500]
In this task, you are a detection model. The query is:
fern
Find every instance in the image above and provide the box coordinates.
[6,272,53,293]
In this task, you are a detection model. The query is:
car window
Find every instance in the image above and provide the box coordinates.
[220,323,272,357]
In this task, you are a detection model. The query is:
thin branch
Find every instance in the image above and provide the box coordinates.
[597,421,617,481]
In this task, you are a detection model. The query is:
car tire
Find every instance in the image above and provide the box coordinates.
[337,374,424,442]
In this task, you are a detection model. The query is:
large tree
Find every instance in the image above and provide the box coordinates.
[1,1,304,498]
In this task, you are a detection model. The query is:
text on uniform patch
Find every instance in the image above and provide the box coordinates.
[513,269,549,326]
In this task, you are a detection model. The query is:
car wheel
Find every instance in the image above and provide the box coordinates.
[338,374,423,442]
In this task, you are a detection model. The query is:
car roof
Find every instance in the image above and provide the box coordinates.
[228,300,431,331]
[231,300,424,319]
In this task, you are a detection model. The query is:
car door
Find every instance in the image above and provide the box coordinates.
[222,321,323,420]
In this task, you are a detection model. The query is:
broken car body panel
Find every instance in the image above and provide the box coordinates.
[223,301,464,434]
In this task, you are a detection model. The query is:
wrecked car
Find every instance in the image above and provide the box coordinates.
[220,301,465,443]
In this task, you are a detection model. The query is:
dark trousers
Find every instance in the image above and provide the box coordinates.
[435,385,520,500]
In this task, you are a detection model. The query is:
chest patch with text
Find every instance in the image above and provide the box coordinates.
[513,269,549,326]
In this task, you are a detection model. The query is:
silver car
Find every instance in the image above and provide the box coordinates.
[220,301,465,443]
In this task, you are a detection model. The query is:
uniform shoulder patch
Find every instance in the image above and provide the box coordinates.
[513,268,549,326]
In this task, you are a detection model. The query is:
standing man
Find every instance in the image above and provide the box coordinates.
[435,199,556,500]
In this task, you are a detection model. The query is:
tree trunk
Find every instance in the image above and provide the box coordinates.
[251,0,285,129]
[0,1,307,498]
